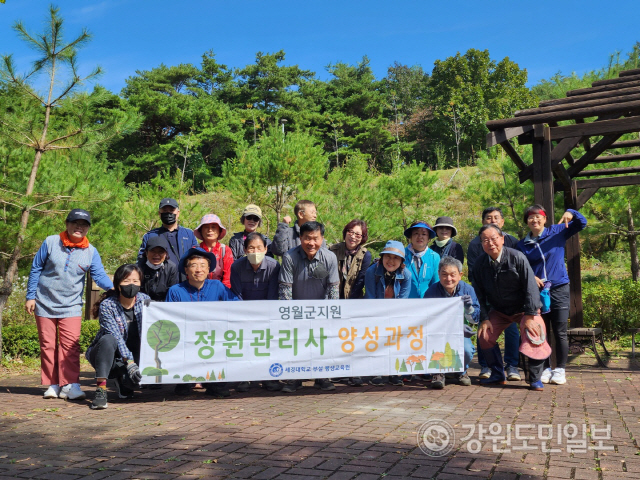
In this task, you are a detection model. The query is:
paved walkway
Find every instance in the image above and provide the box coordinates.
[0,354,638,480]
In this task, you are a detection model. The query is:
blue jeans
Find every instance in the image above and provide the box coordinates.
[464,336,475,374]
[477,322,520,368]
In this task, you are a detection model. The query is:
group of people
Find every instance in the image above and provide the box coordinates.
[25,196,586,409]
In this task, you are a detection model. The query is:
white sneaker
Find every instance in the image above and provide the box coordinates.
[541,368,553,384]
[43,385,61,399]
[59,383,86,400]
[550,368,566,385]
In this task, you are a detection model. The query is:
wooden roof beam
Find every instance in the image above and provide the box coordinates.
[576,187,599,209]
[549,116,640,140]
[591,153,640,164]
[609,139,640,149]
[519,136,584,184]
[620,68,640,77]
[573,119,591,151]
[515,92,640,117]
[486,125,533,148]
[499,140,527,171]
[539,86,640,107]
[592,73,640,87]
[566,79,640,97]
[568,135,622,177]
[486,100,640,131]
[575,166,640,177]
[576,175,640,189]
[554,175,640,191]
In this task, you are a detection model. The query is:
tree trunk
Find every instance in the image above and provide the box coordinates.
[628,201,639,281]
[154,347,162,383]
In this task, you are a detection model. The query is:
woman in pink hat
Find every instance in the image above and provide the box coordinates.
[194,214,234,289]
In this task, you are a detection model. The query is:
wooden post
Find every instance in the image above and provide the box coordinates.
[533,125,555,225]
[564,180,584,328]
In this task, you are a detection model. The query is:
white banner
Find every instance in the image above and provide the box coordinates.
[139,298,464,384]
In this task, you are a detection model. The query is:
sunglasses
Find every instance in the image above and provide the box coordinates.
[244,215,260,222]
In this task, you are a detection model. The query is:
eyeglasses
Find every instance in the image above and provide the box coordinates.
[481,236,502,245]
[70,221,90,228]
[244,215,260,222]
[346,230,362,239]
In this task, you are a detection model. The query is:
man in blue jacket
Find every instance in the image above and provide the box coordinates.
[424,256,480,388]
[138,198,199,280]
[166,248,239,397]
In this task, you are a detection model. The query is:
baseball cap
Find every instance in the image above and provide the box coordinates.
[66,209,91,225]
[159,198,179,209]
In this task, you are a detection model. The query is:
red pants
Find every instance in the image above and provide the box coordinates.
[35,316,82,386]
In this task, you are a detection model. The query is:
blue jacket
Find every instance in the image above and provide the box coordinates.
[423,280,480,325]
[404,246,440,298]
[137,226,199,264]
[165,279,240,302]
[85,292,150,362]
[364,261,412,299]
[516,209,587,287]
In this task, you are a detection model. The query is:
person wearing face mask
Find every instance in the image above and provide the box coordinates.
[137,198,198,280]
[430,216,464,264]
[271,199,327,257]
[403,221,441,299]
[228,205,273,259]
[230,233,282,392]
[137,236,179,301]
[194,214,234,289]
[25,209,113,401]
[85,264,150,409]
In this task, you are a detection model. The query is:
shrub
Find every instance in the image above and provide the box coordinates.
[2,320,100,359]
[2,323,40,358]
[582,279,640,336]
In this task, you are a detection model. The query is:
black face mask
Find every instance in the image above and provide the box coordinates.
[160,212,177,225]
[120,284,140,299]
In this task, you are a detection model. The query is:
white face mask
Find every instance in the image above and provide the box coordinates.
[146,260,163,270]
[247,252,266,265]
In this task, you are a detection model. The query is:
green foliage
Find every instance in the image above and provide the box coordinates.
[79,320,100,353]
[173,374,180,379]
[182,374,193,382]
[142,367,169,376]
[147,320,181,352]
[1,323,39,358]
[427,49,536,166]
[223,126,327,221]
[2,319,99,359]
[583,279,640,336]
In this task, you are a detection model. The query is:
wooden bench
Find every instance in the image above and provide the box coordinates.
[628,328,640,358]
[567,328,610,367]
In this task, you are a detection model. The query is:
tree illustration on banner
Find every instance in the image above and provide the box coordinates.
[399,359,408,373]
[395,358,400,372]
[428,344,462,371]
[145,320,180,382]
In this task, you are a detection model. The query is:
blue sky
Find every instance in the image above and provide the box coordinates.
[1,0,639,95]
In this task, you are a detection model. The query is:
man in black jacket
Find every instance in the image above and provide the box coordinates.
[137,236,179,301]
[472,224,551,391]
[467,206,522,381]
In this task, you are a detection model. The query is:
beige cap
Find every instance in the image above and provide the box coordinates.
[242,204,262,219]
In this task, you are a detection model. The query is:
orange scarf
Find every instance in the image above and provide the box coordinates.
[60,231,90,249]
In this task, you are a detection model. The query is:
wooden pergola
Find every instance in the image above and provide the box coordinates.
[486,67,640,328]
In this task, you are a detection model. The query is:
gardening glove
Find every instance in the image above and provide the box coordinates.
[461,294,475,321]
[463,325,475,338]
[127,362,142,384]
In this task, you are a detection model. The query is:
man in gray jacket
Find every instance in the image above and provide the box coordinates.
[271,200,326,256]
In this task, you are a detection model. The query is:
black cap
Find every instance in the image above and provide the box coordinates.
[159,198,179,209]
[66,209,91,225]
[178,248,217,275]
[145,235,170,252]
